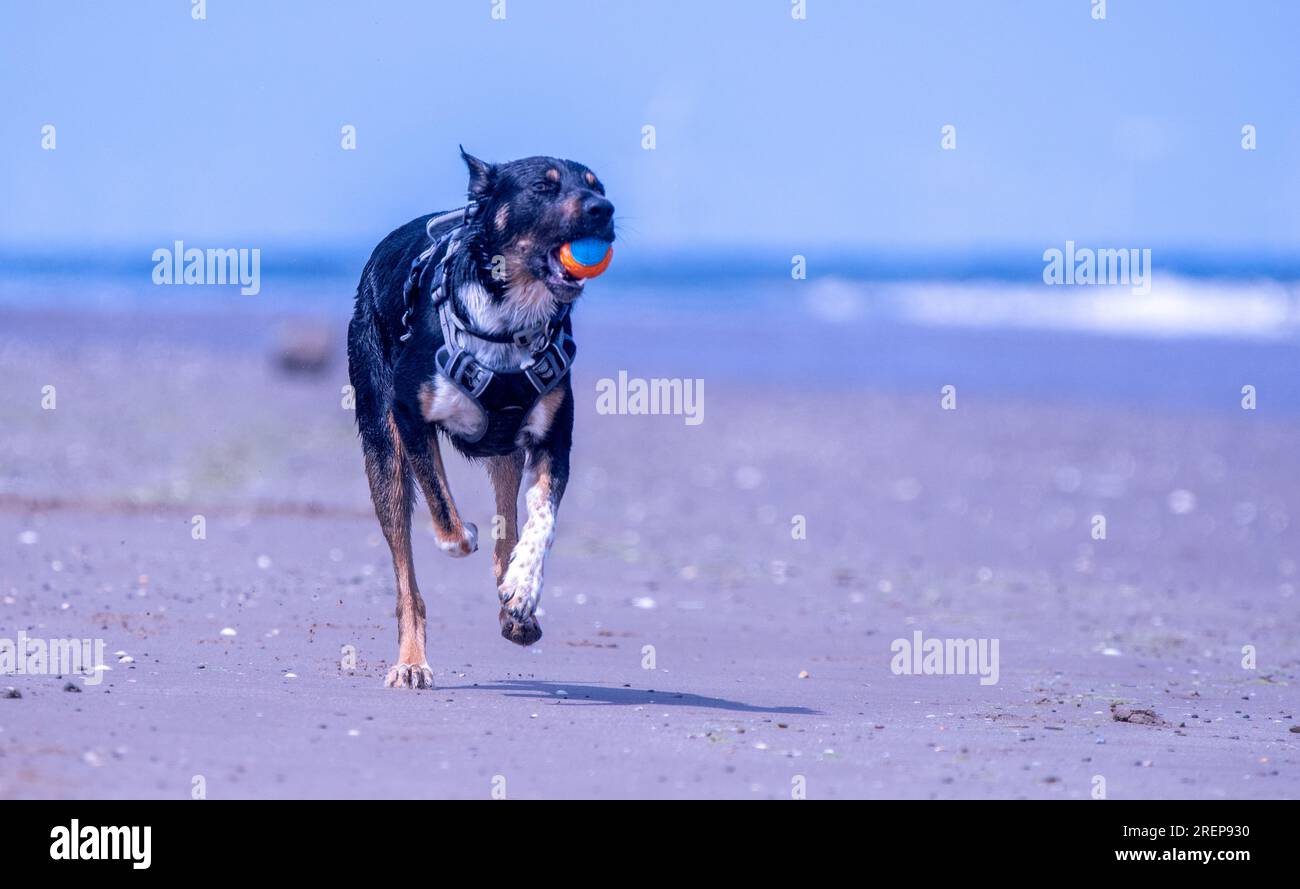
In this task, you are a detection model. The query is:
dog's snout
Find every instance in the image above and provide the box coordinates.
[584,196,614,224]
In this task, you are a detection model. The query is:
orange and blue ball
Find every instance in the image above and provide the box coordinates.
[558,238,613,279]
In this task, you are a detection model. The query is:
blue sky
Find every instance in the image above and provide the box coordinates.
[3,0,1299,252]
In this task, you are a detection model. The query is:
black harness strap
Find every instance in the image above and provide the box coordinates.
[400,205,472,343]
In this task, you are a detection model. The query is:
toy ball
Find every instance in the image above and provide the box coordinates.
[558,238,613,278]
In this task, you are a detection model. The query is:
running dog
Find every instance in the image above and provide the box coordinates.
[347,149,614,689]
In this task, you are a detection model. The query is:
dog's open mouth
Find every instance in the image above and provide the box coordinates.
[543,247,585,300]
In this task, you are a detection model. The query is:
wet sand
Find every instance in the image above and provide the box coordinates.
[1,306,1297,798]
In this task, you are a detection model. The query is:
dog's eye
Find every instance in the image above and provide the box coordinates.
[531,180,559,194]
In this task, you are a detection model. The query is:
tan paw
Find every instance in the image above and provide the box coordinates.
[384,662,434,689]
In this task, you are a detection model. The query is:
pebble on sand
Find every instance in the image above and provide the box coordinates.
[798,670,810,679]
[220,627,237,637]
[1111,704,1168,726]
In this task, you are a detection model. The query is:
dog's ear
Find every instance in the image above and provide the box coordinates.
[459,146,495,198]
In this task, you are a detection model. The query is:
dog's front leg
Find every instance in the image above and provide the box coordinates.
[362,411,431,690]
[498,436,570,647]
[392,402,478,558]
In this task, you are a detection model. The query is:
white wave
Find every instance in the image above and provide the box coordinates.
[805,276,1300,341]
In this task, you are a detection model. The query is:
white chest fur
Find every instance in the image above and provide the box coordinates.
[416,281,567,446]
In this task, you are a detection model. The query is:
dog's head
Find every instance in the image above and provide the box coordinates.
[460,148,615,304]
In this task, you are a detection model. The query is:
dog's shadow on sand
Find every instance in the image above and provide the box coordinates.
[442,680,819,715]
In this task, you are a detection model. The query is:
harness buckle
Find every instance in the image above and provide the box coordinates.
[523,342,569,393]
[512,323,548,351]
[449,351,492,398]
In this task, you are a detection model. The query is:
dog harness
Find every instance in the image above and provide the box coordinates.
[399,202,576,454]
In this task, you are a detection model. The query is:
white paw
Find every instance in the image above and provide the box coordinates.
[437,522,478,558]
[384,662,434,689]
[498,562,542,621]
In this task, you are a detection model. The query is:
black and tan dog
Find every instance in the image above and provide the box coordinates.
[347,149,614,688]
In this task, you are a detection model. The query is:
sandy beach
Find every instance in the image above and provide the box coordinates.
[1,299,1297,799]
